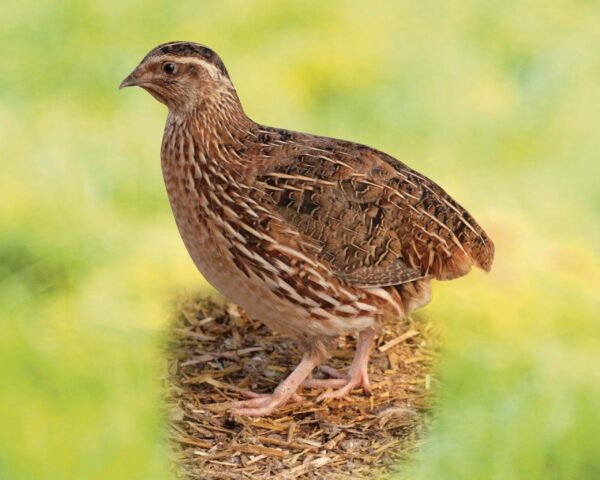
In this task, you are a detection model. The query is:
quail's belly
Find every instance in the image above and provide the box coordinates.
[164,183,342,340]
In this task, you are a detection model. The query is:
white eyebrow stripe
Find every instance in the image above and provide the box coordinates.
[146,55,224,79]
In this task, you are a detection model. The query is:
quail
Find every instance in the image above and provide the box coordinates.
[120,42,494,416]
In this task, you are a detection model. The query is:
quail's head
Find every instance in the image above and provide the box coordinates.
[120,41,233,111]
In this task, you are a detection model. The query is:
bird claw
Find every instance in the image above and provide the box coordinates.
[318,365,346,379]
[316,374,371,402]
[231,351,319,416]
[301,364,347,388]
[303,365,372,401]
[240,389,303,402]
[313,327,375,402]
[232,390,302,416]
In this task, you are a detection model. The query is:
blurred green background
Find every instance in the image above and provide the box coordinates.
[1,0,599,479]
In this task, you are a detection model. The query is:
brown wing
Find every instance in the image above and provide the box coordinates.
[254,129,494,287]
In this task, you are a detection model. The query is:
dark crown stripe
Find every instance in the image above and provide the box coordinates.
[142,41,229,76]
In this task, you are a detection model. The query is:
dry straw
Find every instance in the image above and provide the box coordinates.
[168,296,437,479]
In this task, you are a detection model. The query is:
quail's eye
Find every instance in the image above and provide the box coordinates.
[162,62,178,75]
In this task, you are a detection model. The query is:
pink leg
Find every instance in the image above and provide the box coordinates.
[320,365,346,379]
[240,390,303,403]
[314,327,376,402]
[302,365,347,389]
[232,351,319,416]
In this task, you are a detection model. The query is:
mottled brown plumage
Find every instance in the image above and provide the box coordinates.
[121,41,494,416]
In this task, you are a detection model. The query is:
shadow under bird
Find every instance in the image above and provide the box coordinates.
[120,41,495,416]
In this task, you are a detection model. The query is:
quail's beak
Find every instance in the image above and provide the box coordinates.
[119,69,141,89]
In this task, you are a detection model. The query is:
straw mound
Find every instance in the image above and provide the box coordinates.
[168,296,436,479]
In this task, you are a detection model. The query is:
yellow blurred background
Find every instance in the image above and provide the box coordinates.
[1,1,599,479]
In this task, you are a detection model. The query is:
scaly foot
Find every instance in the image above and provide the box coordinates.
[233,389,303,416]
[316,364,371,401]
[303,327,376,402]
[231,351,319,416]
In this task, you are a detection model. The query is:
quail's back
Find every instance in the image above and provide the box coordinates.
[121,41,494,415]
